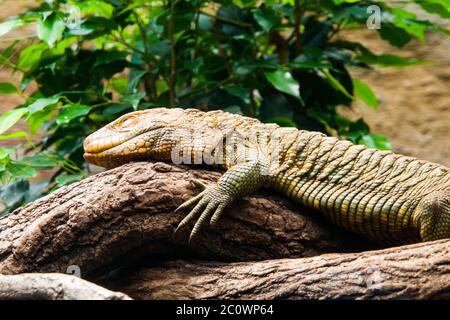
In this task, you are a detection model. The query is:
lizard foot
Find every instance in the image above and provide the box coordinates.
[175,184,232,242]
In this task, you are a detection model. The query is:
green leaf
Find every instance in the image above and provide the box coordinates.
[0,19,23,37]
[94,51,128,66]
[359,134,392,151]
[17,43,48,71]
[121,92,146,110]
[77,0,115,18]
[378,24,412,48]
[332,0,361,3]
[224,106,243,115]
[22,153,64,169]
[36,12,66,47]
[116,0,149,15]
[155,79,169,95]
[264,70,301,101]
[289,60,331,69]
[321,69,353,99]
[0,148,12,161]
[0,41,19,69]
[0,108,28,135]
[101,103,132,117]
[224,86,250,104]
[6,161,37,179]
[55,173,86,188]
[27,95,60,114]
[389,8,429,44]
[0,82,18,94]
[418,2,450,18]
[353,79,378,109]
[128,70,146,92]
[0,131,28,141]
[357,53,426,67]
[0,149,9,159]
[110,78,128,95]
[424,0,450,10]
[266,117,297,128]
[253,8,278,31]
[27,107,56,136]
[198,13,213,31]
[344,119,370,142]
[0,179,30,216]
[184,57,204,74]
[56,104,93,125]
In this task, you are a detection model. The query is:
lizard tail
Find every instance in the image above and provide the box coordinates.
[414,190,450,242]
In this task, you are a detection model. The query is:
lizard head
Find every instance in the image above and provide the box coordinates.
[84,108,186,168]
[84,107,262,169]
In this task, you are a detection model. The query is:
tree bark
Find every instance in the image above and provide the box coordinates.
[0,273,131,300]
[0,161,372,277]
[0,161,446,300]
[104,239,450,300]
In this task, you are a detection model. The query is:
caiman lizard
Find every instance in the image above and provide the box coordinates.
[83,108,450,245]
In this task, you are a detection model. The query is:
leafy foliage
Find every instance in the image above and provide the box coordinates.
[0,0,448,214]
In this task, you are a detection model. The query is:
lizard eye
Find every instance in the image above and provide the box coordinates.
[121,117,137,127]
[111,114,140,131]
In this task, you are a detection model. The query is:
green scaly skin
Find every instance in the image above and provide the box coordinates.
[83,108,450,245]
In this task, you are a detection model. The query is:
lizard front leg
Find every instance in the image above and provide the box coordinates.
[175,159,270,241]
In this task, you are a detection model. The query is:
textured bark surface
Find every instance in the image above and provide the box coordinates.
[0,161,372,277]
[105,239,450,300]
[1,161,447,300]
[0,273,131,300]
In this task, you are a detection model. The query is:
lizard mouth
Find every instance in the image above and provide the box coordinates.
[83,129,159,168]
[83,122,167,155]
[83,142,139,168]
[83,128,133,155]
[83,127,138,167]
[84,137,125,155]
[83,120,169,168]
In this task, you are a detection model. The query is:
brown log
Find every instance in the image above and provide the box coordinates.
[0,161,372,277]
[0,161,447,300]
[104,239,450,300]
[0,273,131,300]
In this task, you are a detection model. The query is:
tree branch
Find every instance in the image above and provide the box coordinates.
[294,0,303,55]
[200,10,252,28]
[0,161,447,300]
[0,273,131,300]
[104,239,450,300]
[0,161,373,277]
[168,0,177,106]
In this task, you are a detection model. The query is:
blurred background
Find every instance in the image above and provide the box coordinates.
[0,0,449,213]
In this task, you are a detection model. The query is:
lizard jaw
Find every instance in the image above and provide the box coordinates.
[83,129,164,168]
[83,126,142,168]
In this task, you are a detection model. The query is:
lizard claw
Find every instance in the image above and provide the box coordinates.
[174,179,208,214]
[174,185,231,241]
[191,179,208,191]
[174,191,205,214]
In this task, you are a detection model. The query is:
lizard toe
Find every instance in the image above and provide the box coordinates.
[176,185,232,241]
